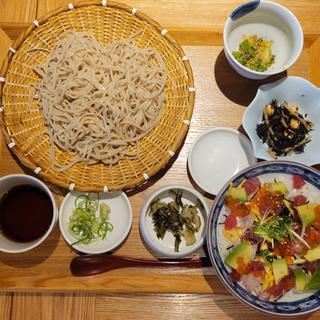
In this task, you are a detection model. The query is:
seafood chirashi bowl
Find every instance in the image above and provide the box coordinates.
[207,161,320,316]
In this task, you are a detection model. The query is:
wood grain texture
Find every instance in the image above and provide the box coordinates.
[0,45,311,292]
[0,1,319,46]
[0,23,317,47]
[10,293,95,320]
[0,293,12,320]
[8,292,320,320]
[34,0,320,46]
[95,293,320,320]
[0,0,37,23]
[35,0,320,38]
[310,37,320,86]
[0,23,29,40]
[0,28,11,70]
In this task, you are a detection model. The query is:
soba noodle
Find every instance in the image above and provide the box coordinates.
[31,31,166,170]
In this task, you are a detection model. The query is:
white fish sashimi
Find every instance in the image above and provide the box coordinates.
[238,214,255,231]
[241,274,262,292]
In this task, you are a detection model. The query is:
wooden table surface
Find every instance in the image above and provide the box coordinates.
[0,0,320,319]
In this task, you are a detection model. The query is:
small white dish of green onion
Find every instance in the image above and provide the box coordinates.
[59,191,132,254]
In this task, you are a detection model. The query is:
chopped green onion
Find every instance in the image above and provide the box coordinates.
[68,194,113,245]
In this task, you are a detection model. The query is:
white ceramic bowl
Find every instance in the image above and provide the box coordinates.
[0,174,58,253]
[140,185,209,258]
[224,0,303,79]
[188,128,256,195]
[59,191,132,254]
[243,76,320,165]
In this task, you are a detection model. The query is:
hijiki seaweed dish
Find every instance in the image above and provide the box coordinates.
[256,100,313,157]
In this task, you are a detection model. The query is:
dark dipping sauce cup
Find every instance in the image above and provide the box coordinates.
[0,174,58,253]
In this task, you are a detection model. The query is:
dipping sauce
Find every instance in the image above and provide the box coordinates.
[0,185,53,242]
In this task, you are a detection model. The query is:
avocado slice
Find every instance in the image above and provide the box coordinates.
[304,245,320,262]
[297,204,317,228]
[224,241,254,270]
[304,266,320,291]
[272,258,289,284]
[294,269,308,291]
[269,181,288,195]
[229,185,247,202]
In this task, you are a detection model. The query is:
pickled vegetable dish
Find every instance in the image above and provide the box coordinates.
[148,190,202,252]
[256,100,313,158]
[232,35,275,72]
[220,174,320,301]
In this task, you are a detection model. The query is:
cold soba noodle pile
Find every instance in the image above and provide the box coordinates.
[31,32,167,170]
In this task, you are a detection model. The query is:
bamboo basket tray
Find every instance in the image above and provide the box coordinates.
[0,0,194,192]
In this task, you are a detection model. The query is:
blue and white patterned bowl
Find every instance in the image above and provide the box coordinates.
[206,160,320,316]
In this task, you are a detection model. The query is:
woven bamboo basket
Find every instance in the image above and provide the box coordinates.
[0,0,194,192]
